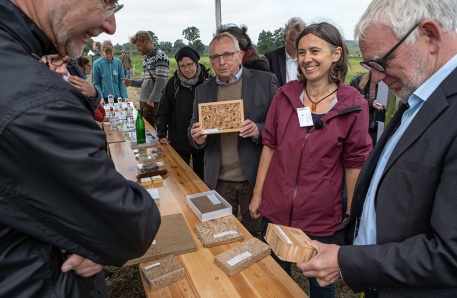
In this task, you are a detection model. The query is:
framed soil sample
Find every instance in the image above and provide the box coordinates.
[198,99,244,134]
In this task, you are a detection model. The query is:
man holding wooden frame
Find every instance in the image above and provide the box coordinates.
[188,32,279,237]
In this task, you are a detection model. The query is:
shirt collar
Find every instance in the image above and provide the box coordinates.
[285,50,296,62]
[407,54,457,106]
[216,65,243,85]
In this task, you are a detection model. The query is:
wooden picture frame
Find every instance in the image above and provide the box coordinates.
[198,99,244,134]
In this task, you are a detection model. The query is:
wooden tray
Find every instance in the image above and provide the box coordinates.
[198,99,244,134]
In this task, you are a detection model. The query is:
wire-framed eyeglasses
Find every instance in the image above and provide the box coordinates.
[360,23,419,72]
[209,51,239,63]
[46,56,72,67]
[179,62,196,70]
[105,0,124,17]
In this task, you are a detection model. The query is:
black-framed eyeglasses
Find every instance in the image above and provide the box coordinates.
[179,62,196,70]
[360,23,419,72]
[105,0,123,17]
[46,56,72,67]
[209,51,239,63]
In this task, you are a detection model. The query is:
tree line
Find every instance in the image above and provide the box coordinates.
[84,26,360,57]
[84,26,286,56]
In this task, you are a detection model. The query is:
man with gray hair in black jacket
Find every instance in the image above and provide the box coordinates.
[0,1,160,297]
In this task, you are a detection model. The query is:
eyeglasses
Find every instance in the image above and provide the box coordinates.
[105,0,124,17]
[179,62,196,70]
[360,23,419,72]
[209,51,239,63]
[46,56,72,67]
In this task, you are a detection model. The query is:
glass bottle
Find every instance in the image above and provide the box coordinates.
[136,109,146,143]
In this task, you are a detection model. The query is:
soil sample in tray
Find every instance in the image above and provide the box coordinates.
[190,195,226,213]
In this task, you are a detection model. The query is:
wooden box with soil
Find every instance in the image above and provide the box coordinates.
[195,218,244,248]
[140,255,184,292]
[186,190,232,222]
[214,237,271,276]
[264,223,317,263]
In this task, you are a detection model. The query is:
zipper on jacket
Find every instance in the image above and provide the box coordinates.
[289,132,311,226]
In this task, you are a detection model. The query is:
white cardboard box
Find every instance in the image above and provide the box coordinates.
[186,190,232,222]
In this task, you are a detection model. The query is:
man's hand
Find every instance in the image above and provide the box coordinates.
[147,99,155,108]
[61,252,103,277]
[68,75,97,98]
[122,78,132,87]
[296,240,341,287]
[239,119,259,139]
[159,138,169,145]
[190,122,207,145]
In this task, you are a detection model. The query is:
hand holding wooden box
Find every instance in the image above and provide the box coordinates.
[264,223,317,263]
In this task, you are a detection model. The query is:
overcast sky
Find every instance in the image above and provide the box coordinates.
[98,0,371,46]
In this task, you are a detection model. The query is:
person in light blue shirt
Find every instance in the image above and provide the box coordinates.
[93,40,128,101]
[297,0,457,297]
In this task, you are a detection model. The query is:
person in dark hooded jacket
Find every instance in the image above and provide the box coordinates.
[156,47,212,180]
[217,24,270,72]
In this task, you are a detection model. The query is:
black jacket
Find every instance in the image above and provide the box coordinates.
[0,2,160,297]
[156,65,211,154]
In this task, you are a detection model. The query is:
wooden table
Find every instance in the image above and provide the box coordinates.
[108,123,307,298]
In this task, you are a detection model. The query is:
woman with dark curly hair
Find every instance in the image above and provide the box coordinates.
[249,22,372,297]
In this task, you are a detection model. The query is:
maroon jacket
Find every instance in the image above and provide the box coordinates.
[260,80,372,236]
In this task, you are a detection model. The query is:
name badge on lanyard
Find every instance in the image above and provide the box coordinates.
[297,107,313,127]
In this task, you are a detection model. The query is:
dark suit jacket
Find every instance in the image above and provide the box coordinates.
[337,68,457,297]
[188,67,279,190]
[265,46,286,86]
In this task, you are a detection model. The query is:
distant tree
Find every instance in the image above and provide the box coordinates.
[147,30,159,45]
[172,39,186,54]
[83,39,94,55]
[273,28,284,48]
[182,27,200,44]
[189,40,205,56]
[257,30,276,54]
[159,41,173,55]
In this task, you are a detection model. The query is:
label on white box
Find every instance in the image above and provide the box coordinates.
[147,188,159,199]
[275,226,293,244]
[144,261,160,270]
[227,251,252,266]
[207,193,221,205]
[213,230,238,239]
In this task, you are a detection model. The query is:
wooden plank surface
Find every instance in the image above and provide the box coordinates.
[108,124,307,298]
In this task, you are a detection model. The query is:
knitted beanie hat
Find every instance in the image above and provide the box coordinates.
[175,46,200,64]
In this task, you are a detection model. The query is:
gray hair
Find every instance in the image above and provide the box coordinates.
[355,0,457,44]
[209,32,240,55]
[283,17,306,37]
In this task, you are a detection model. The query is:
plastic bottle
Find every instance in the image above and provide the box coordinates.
[117,93,123,104]
[136,109,146,143]
[107,92,114,107]
[126,102,134,128]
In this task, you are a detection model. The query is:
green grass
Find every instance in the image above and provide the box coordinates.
[128,54,365,83]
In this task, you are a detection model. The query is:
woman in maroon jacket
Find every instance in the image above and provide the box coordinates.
[249,22,372,298]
